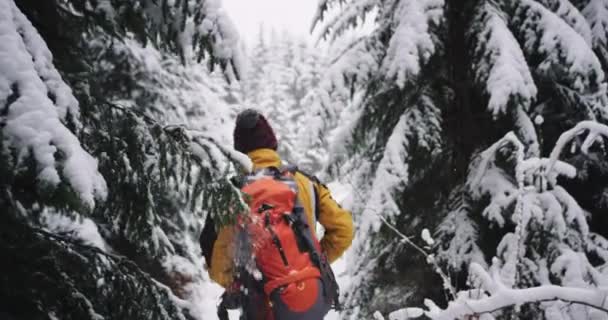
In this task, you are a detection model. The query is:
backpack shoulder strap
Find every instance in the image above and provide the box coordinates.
[261,164,321,222]
[292,168,321,223]
[277,164,297,175]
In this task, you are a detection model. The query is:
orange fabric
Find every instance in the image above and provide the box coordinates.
[276,278,320,312]
[208,148,354,287]
[241,177,318,285]
[241,178,295,226]
[263,266,321,295]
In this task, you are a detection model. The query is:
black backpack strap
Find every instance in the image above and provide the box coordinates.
[280,163,297,172]
[287,191,341,309]
[293,168,321,222]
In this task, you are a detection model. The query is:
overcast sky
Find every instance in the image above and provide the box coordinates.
[221,0,319,45]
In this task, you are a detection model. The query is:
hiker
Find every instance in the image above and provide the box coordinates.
[205,109,354,320]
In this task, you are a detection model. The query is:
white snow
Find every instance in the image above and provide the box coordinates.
[363,112,411,231]
[436,205,487,273]
[415,121,608,320]
[0,0,107,209]
[388,307,424,320]
[583,0,608,49]
[199,0,246,79]
[518,0,604,93]
[538,0,593,45]
[421,228,435,246]
[362,95,441,234]
[473,2,537,117]
[325,35,380,98]
[478,167,518,228]
[40,210,109,251]
[548,120,608,172]
[381,0,443,88]
[417,263,608,320]
[534,114,544,125]
[314,0,376,43]
[469,132,525,196]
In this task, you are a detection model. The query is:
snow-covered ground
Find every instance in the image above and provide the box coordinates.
[325,255,349,320]
[322,181,353,320]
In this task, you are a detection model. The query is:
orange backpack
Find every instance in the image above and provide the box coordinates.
[235,166,338,319]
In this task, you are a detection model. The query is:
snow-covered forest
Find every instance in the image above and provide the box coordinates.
[2,0,608,319]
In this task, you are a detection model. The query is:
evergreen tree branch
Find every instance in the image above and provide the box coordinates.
[100,99,250,172]
[342,176,457,300]
[423,263,608,320]
[548,120,608,173]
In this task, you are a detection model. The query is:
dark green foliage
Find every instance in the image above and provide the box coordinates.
[0,212,189,320]
[317,0,608,318]
[561,148,608,236]
[1,1,242,319]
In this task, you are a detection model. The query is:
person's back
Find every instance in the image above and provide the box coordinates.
[207,109,354,320]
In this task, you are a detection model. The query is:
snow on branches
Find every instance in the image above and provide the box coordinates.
[471,2,537,117]
[415,263,608,320]
[363,95,441,230]
[0,0,107,209]
[363,111,412,230]
[324,34,381,98]
[538,0,593,45]
[80,0,245,78]
[312,0,376,42]
[549,120,608,172]
[381,121,608,320]
[583,0,608,64]
[513,0,604,94]
[381,0,443,88]
[313,0,443,90]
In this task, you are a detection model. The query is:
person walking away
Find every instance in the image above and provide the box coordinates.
[206,109,354,320]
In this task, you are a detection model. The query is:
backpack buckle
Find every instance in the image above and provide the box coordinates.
[258,203,274,213]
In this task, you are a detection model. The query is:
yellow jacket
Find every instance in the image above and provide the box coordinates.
[209,148,354,287]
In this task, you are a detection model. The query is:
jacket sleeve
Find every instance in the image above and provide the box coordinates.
[208,225,236,288]
[316,183,354,263]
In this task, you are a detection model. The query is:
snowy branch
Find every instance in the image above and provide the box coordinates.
[548,120,608,173]
[381,0,443,88]
[96,102,251,175]
[469,132,525,194]
[416,263,608,320]
[471,1,537,117]
[344,176,456,300]
[313,0,376,42]
[514,0,604,94]
[385,120,608,320]
[188,132,253,174]
[1,0,107,209]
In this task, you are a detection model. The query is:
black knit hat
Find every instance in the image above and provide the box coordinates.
[233,109,278,153]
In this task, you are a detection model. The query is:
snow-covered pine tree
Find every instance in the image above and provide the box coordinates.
[386,122,608,320]
[297,36,355,174]
[255,31,300,163]
[239,30,337,172]
[313,0,608,318]
[0,1,245,319]
[460,122,608,319]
